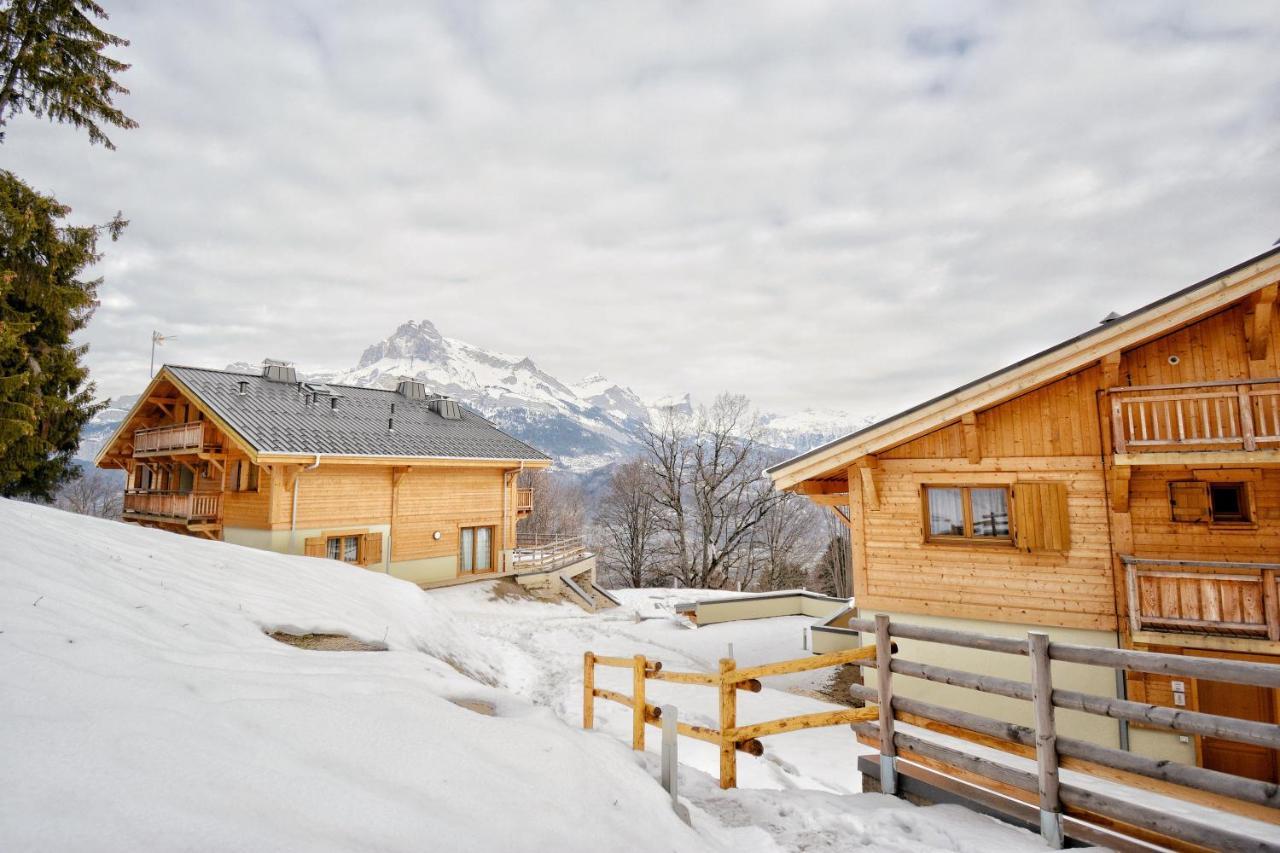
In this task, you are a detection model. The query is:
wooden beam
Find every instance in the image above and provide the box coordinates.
[1099,351,1122,390]
[794,480,850,495]
[1109,465,1130,513]
[1250,283,1277,361]
[809,493,850,507]
[827,505,854,530]
[860,466,880,512]
[961,412,981,464]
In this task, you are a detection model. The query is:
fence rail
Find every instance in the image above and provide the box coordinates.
[513,533,587,571]
[133,421,207,454]
[1110,379,1280,454]
[123,489,221,521]
[583,645,880,789]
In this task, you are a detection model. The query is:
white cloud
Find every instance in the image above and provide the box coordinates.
[5,0,1279,419]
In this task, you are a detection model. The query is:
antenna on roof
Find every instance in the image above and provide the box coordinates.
[150,331,175,378]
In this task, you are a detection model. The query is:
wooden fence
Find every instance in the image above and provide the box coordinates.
[582,646,880,789]
[588,615,1280,850]
[845,614,1280,851]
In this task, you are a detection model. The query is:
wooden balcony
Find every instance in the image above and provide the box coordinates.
[1124,556,1280,641]
[512,533,587,571]
[133,421,209,457]
[123,490,222,525]
[1110,378,1280,458]
[516,488,533,514]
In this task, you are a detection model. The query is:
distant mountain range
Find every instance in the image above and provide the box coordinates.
[79,319,865,473]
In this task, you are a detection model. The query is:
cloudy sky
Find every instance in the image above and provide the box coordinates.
[6,1,1280,418]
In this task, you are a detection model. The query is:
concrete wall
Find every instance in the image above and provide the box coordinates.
[694,592,849,626]
[861,608,1123,749]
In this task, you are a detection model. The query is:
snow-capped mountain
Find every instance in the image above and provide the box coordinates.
[81,320,861,472]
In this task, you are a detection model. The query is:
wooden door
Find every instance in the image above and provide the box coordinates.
[1197,677,1278,782]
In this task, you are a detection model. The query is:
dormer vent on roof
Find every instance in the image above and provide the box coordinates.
[396,378,427,400]
[427,395,463,420]
[262,359,298,383]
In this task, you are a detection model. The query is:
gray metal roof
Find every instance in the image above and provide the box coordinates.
[166,365,550,461]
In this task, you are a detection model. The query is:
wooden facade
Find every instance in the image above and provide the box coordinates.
[769,247,1280,783]
[96,367,548,584]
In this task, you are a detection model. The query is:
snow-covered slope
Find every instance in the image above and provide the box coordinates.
[0,499,706,852]
[82,320,861,472]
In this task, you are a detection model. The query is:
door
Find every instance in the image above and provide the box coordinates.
[1197,677,1278,782]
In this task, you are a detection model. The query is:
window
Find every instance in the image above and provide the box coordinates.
[460,526,495,573]
[923,485,1011,542]
[326,535,361,563]
[246,463,259,492]
[1170,481,1252,525]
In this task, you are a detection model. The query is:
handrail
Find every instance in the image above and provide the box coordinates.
[1109,378,1280,453]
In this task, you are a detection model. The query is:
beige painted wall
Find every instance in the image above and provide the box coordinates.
[695,593,848,626]
[861,608,1123,749]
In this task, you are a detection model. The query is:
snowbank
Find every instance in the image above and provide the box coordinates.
[0,500,706,852]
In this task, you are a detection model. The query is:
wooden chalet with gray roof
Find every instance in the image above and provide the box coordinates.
[95,362,608,606]
[768,246,1280,784]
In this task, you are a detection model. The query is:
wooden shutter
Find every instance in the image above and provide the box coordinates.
[303,536,327,558]
[361,532,383,566]
[1012,482,1070,553]
[228,461,241,493]
[1169,481,1210,523]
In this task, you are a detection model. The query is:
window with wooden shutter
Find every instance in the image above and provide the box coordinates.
[361,532,383,566]
[1169,481,1210,523]
[1012,481,1070,553]
[228,461,241,493]
[303,536,326,557]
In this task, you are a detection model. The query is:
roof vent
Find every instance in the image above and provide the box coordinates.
[428,395,463,420]
[236,380,249,396]
[396,378,427,400]
[330,396,340,411]
[1099,311,1121,325]
[262,359,298,383]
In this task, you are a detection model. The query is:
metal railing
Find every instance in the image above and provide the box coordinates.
[123,489,221,521]
[1123,556,1280,640]
[1110,378,1280,453]
[133,421,206,454]
[512,533,587,571]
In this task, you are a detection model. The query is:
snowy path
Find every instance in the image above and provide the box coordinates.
[434,584,1060,851]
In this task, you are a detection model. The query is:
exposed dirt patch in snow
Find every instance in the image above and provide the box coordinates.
[268,632,388,651]
[449,698,497,716]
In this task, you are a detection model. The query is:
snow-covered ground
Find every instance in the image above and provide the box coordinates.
[1,499,1054,852]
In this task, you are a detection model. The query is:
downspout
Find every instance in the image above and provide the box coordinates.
[290,454,322,552]
[1095,387,1130,751]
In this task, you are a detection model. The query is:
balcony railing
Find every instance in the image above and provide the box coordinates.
[1110,378,1280,454]
[516,488,533,512]
[1123,556,1280,640]
[133,421,207,455]
[123,490,222,523]
[512,533,588,572]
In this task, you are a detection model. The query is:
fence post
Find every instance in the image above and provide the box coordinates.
[875,613,898,796]
[660,704,692,825]
[632,654,647,750]
[583,652,595,729]
[718,657,737,789]
[1029,631,1064,848]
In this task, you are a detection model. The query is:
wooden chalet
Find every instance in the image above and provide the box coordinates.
[768,246,1280,783]
[94,362,581,590]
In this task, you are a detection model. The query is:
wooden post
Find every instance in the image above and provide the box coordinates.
[583,652,595,729]
[1111,397,1127,454]
[718,657,737,789]
[1029,631,1063,848]
[1239,385,1258,451]
[632,655,647,750]
[1264,570,1280,643]
[874,613,898,796]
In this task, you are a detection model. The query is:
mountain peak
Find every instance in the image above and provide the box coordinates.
[357,319,445,369]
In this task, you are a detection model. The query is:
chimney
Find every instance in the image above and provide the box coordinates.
[262,359,298,383]
[396,377,427,400]
[427,395,463,420]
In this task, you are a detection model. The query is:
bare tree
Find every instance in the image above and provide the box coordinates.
[517,468,586,536]
[743,492,815,592]
[640,393,784,589]
[593,459,661,588]
[810,507,852,598]
[54,466,122,519]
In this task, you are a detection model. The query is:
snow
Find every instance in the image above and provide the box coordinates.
[2,499,1055,851]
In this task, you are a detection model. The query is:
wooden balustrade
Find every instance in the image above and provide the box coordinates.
[133,421,207,455]
[123,490,222,522]
[1110,378,1280,454]
[1123,557,1280,640]
[512,533,586,570]
[516,488,534,512]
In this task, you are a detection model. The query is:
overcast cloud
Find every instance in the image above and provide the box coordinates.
[5,1,1279,418]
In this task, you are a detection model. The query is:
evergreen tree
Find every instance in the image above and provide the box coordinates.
[0,169,124,498]
[0,0,137,148]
